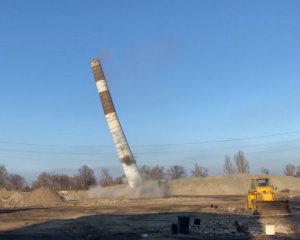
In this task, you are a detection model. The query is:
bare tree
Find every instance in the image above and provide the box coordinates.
[167,165,186,180]
[113,175,124,185]
[7,174,26,190]
[150,165,165,180]
[50,174,73,190]
[72,175,83,190]
[61,174,74,189]
[234,151,250,173]
[191,162,208,177]
[31,172,52,189]
[261,168,270,175]
[139,165,165,180]
[223,155,235,174]
[139,165,152,180]
[99,168,114,187]
[284,164,296,176]
[32,172,79,190]
[49,175,60,190]
[76,165,96,189]
[0,165,8,188]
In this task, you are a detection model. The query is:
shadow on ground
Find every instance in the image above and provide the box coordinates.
[0,207,48,215]
[0,210,298,240]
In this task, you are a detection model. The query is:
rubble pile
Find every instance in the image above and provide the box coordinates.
[169,216,296,238]
[23,187,63,205]
[152,217,264,238]
[57,190,88,202]
[192,219,251,237]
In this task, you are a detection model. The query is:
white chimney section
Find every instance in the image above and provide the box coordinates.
[90,59,143,188]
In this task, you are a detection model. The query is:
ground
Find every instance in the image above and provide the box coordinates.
[0,194,299,240]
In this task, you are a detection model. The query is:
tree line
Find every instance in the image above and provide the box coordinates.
[222,150,300,177]
[0,163,208,191]
[0,150,299,191]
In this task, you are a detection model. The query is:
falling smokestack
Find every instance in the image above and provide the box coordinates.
[90,59,143,188]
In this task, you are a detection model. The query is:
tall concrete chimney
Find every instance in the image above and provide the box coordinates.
[90,59,143,188]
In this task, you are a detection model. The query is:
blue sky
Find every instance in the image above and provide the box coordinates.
[0,1,300,181]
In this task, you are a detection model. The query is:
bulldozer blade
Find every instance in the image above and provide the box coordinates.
[254,200,291,215]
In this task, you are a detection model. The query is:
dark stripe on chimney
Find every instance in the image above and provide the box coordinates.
[92,65,105,82]
[99,91,116,115]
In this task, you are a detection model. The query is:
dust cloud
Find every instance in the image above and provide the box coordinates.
[88,180,170,199]
[97,49,110,60]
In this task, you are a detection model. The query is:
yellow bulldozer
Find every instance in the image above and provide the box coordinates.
[245,177,290,215]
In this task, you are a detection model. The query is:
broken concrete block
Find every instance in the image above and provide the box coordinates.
[265,225,275,235]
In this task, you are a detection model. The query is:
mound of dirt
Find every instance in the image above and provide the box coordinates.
[0,188,11,198]
[1,187,63,207]
[22,187,63,206]
[171,174,300,196]
[171,174,252,195]
[270,176,300,191]
[7,192,26,206]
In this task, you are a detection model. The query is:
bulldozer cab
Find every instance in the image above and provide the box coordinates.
[251,177,270,189]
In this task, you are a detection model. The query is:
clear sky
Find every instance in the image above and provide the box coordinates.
[0,1,300,182]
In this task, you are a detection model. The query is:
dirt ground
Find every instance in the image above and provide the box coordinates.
[0,194,299,240]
